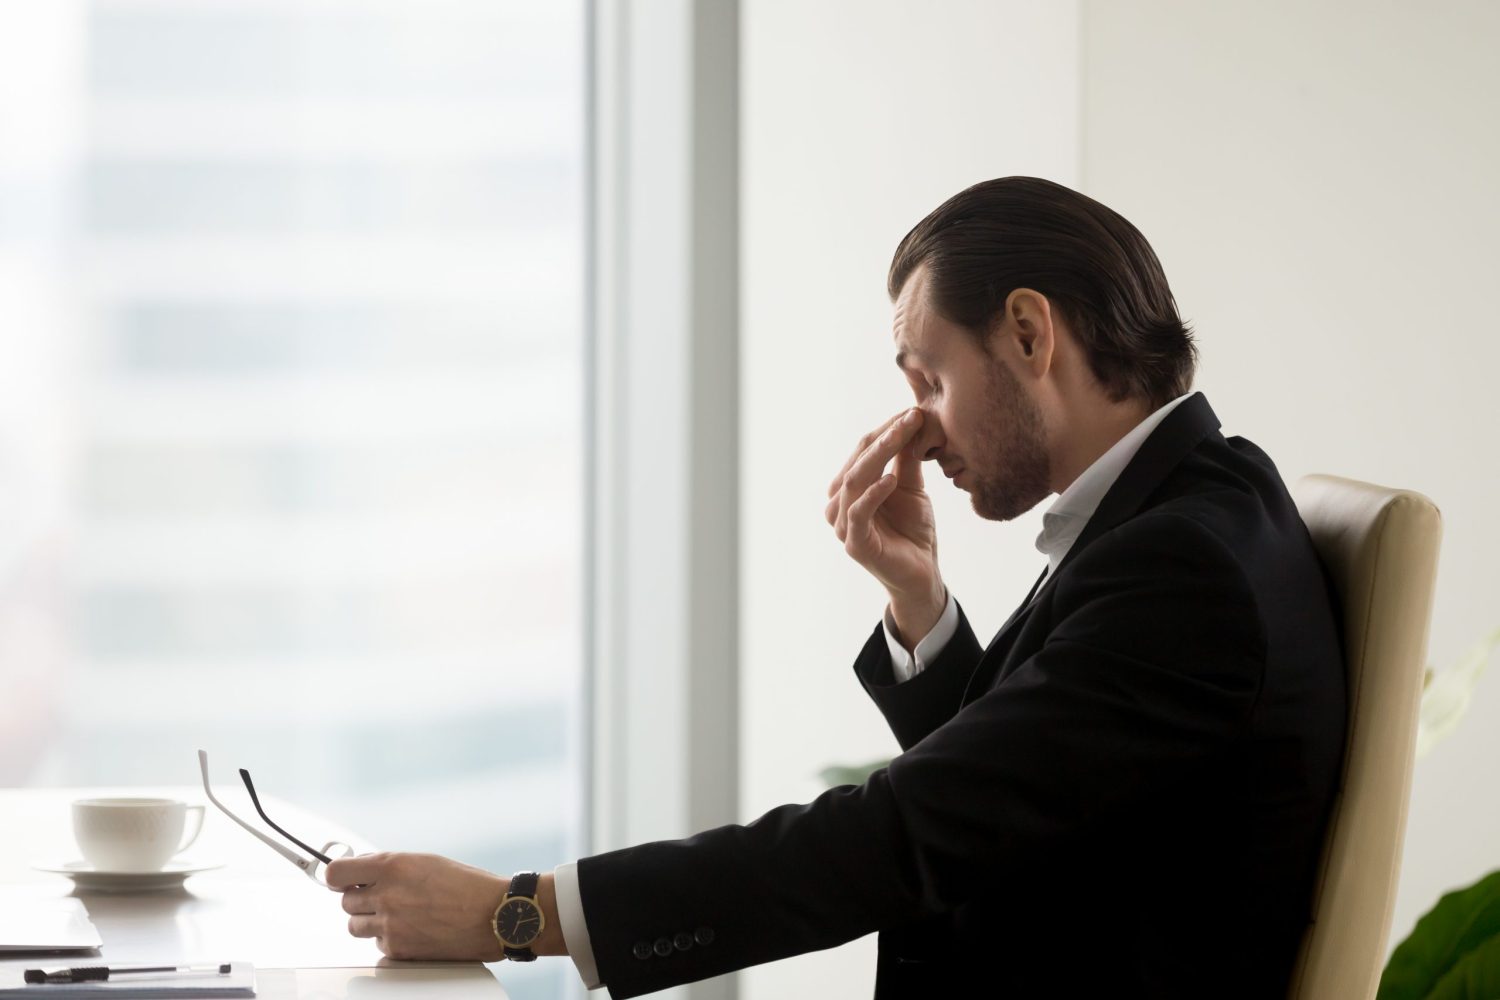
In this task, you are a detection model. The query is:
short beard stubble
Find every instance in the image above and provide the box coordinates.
[967,356,1053,522]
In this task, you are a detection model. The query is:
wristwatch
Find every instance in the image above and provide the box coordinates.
[492,871,545,962]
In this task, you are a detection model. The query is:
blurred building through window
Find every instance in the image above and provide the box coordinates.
[0,5,585,993]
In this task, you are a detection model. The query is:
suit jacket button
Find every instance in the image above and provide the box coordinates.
[673,932,694,951]
[694,926,715,946]
[632,941,653,960]
[653,937,674,957]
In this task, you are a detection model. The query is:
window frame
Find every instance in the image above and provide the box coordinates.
[586,7,740,1000]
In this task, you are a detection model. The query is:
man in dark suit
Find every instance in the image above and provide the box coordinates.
[326,177,1347,999]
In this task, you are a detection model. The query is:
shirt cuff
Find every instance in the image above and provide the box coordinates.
[881,589,958,682]
[552,862,604,989]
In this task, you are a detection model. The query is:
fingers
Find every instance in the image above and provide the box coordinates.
[825,409,919,528]
[892,432,925,491]
[341,887,378,915]
[349,914,382,939]
[835,410,924,540]
[845,410,923,501]
[326,852,386,890]
[347,917,398,960]
[827,410,908,499]
[844,473,900,559]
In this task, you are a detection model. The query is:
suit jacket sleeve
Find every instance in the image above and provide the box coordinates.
[854,600,985,750]
[574,513,1267,998]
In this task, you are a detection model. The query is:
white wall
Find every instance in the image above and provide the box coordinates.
[743,2,1497,995]
[1080,0,1500,955]
[740,2,1080,997]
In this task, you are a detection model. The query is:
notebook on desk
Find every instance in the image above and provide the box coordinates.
[0,899,101,954]
[0,963,254,999]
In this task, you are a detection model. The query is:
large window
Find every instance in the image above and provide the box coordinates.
[0,3,585,996]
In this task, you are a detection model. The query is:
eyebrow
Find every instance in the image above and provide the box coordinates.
[894,346,926,372]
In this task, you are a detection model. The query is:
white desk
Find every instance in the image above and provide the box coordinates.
[0,788,508,999]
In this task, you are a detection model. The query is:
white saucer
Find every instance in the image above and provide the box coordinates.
[32,859,224,893]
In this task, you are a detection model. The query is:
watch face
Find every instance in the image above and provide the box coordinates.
[496,897,543,947]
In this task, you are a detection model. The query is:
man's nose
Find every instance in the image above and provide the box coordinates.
[913,413,944,461]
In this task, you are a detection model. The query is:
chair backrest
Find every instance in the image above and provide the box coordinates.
[1286,474,1443,1000]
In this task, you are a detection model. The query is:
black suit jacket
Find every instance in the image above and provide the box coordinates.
[576,392,1347,998]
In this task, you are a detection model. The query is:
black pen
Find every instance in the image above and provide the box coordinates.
[23,963,233,984]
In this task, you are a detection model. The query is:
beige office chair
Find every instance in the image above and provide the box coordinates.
[1285,474,1443,1000]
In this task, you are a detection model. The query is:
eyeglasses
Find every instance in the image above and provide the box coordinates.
[197,749,353,890]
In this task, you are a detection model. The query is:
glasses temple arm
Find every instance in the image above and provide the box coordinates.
[196,750,310,870]
[238,768,333,865]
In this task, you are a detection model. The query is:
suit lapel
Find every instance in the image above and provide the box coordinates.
[1046,392,1222,578]
[960,567,1046,705]
[958,392,1224,707]
[982,566,1048,659]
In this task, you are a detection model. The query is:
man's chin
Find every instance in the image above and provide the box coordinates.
[969,487,1046,523]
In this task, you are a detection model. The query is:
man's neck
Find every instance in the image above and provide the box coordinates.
[1050,397,1155,495]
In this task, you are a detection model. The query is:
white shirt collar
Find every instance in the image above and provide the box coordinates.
[1034,391,1198,573]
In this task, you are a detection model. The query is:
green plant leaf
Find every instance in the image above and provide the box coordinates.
[1423,933,1500,1000]
[1380,869,1500,1000]
[817,757,890,788]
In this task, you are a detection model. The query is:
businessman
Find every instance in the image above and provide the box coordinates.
[326,176,1347,998]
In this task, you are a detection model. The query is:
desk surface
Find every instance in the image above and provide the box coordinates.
[0,787,507,999]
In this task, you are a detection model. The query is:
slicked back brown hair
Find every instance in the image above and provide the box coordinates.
[888,176,1197,410]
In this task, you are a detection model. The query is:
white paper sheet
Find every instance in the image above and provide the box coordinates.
[0,897,102,953]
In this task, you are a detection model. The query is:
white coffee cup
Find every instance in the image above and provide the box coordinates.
[71,798,205,872]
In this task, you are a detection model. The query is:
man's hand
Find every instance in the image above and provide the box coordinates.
[326,852,566,962]
[825,408,946,643]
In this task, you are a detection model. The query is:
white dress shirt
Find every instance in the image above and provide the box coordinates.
[883,390,1196,679]
[553,860,601,988]
[555,389,1199,989]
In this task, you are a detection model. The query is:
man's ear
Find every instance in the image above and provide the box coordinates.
[1000,288,1055,376]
